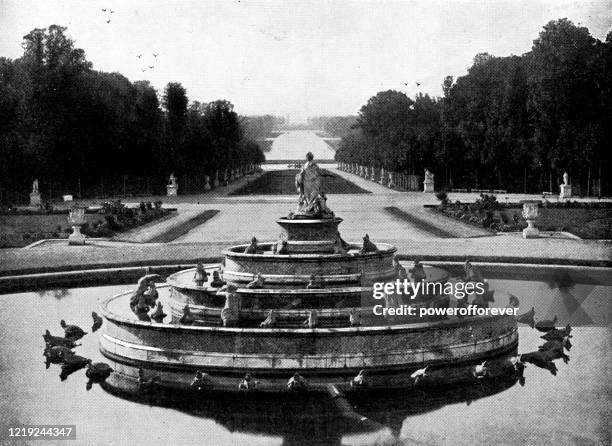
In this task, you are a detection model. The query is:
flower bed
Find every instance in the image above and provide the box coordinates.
[435,193,612,239]
[0,200,172,248]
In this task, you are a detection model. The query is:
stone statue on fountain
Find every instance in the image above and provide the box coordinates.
[291,152,334,219]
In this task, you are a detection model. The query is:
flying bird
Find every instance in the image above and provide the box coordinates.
[101,8,106,12]
[141,69,147,72]
[416,82,421,86]
[153,53,158,57]
[106,19,111,23]
[148,65,154,69]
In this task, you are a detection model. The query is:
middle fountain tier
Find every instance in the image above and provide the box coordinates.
[166,215,448,328]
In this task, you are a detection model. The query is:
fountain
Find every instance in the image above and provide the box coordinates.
[99,153,518,392]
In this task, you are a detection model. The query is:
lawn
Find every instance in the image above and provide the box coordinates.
[434,194,612,239]
[0,201,174,248]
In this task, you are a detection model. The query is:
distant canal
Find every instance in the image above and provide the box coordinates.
[0,277,609,445]
[265,130,337,161]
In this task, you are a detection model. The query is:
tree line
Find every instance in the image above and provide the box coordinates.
[0,25,265,203]
[335,19,611,195]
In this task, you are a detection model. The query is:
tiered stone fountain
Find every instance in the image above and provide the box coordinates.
[99,154,518,392]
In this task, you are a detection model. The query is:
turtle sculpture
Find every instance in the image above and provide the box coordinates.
[60,320,87,340]
[535,316,558,332]
[91,312,103,332]
[360,234,379,253]
[43,330,80,349]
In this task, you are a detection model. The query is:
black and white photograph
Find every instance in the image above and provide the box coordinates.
[0,1,610,445]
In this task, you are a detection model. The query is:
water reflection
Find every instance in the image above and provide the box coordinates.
[100,375,519,446]
[544,270,576,291]
[36,288,71,299]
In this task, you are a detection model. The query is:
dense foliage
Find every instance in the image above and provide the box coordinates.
[0,25,265,203]
[335,19,611,195]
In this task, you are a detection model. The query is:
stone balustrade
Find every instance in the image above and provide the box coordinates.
[338,163,422,191]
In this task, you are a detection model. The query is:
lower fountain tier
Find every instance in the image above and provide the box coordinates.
[102,349,520,394]
[100,289,517,388]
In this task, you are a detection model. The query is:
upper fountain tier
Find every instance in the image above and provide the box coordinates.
[274,151,347,253]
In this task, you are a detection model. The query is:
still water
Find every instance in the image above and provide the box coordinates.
[266,130,336,161]
[0,278,609,446]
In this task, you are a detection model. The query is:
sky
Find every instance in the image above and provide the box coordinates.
[1,0,610,123]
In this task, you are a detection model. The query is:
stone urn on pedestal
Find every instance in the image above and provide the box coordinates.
[204,175,211,191]
[379,168,386,185]
[522,201,540,239]
[68,207,87,245]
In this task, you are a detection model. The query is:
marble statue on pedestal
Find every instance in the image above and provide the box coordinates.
[166,173,178,196]
[30,179,41,207]
[559,171,572,199]
[423,169,435,193]
[291,152,334,219]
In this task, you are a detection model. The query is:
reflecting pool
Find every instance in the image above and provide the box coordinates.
[0,277,609,445]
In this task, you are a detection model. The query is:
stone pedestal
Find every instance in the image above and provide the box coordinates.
[387,172,395,188]
[68,225,86,245]
[560,184,572,199]
[68,208,86,245]
[276,217,343,253]
[166,184,178,196]
[204,176,211,191]
[522,221,540,239]
[423,179,434,193]
[29,192,41,207]
[379,169,386,185]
